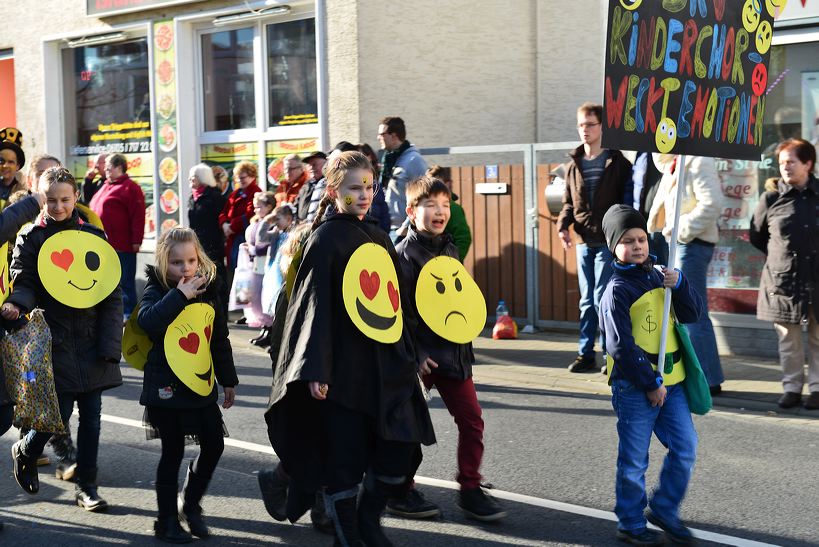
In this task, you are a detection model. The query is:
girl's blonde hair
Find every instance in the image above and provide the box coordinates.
[154,227,217,290]
[311,151,372,231]
[39,166,78,192]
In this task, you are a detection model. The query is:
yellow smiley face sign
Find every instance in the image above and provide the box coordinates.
[37,231,121,309]
[163,303,215,396]
[342,243,402,343]
[416,256,486,344]
[122,306,152,371]
[655,118,677,154]
[0,242,9,305]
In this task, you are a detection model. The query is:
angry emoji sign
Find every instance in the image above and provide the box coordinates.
[416,257,486,344]
[342,243,403,343]
[163,303,215,396]
[37,231,121,309]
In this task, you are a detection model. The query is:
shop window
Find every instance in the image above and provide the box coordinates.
[200,142,259,190]
[63,39,154,210]
[0,51,16,127]
[706,41,818,314]
[267,19,317,127]
[201,28,256,132]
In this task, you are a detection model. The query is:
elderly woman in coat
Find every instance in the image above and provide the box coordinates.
[750,138,819,410]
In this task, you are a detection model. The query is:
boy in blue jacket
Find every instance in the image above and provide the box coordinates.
[599,205,703,546]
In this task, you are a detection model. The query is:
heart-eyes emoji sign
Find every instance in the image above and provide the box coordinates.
[342,243,403,343]
[163,303,215,396]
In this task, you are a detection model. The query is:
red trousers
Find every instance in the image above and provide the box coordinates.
[422,373,485,490]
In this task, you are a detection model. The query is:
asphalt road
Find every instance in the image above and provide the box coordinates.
[0,330,817,546]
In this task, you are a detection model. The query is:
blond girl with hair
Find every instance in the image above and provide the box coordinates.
[137,227,237,543]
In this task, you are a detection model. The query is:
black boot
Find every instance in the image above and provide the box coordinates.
[50,432,77,481]
[359,479,397,547]
[75,467,109,512]
[155,483,192,544]
[311,490,334,535]
[178,462,211,538]
[325,487,365,547]
[258,465,289,521]
[11,440,39,494]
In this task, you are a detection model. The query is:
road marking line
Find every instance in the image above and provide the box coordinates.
[99,413,780,547]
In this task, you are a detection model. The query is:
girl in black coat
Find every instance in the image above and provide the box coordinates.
[1,167,123,511]
[265,151,435,546]
[137,227,237,543]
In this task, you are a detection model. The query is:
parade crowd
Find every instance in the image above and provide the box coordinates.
[0,105,816,547]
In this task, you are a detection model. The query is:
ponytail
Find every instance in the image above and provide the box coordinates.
[311,192,333,232]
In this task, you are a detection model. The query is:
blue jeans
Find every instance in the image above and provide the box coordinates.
[117,251,137,318]
[576,244,614,357]
[21,390,103,472]
[674,241,724,386]
[611,380,698,532]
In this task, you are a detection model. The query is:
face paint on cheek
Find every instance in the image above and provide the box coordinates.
[344,195,354,206]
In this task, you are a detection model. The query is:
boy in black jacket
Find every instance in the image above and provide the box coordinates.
[391,175,506,522]
[599,205,702,546]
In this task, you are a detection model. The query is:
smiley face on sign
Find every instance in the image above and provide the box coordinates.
[163,303,215,396]
[742,0,762,33]
[416,256,486,344]
[122,306,152,371]
[655,118,677,154]
[751,63,768,96]
[755,20,773,54]
[342,243,402,343]
[37,231,121,309]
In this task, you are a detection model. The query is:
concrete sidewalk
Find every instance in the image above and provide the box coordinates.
[469,328,815,417]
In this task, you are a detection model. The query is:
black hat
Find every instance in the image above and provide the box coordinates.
[0,141,24,171]
[602,204,647,254]
[303,151,327,162]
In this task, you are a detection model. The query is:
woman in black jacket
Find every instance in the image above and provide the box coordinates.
[750,138,819,410]
[1,167,122,511]
[138,227,237,543]
[188,164,227,306]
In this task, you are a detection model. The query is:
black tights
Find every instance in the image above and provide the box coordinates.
[155,418,225,486]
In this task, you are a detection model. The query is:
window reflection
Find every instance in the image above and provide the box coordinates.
[267,19,317,127]
[202,28,256,131]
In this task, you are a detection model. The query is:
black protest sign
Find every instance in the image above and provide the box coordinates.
[602,0,783,160]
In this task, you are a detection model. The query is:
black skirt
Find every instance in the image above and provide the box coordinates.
[143,403,228,443]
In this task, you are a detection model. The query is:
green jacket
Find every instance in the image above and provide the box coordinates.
[445,199,472,262]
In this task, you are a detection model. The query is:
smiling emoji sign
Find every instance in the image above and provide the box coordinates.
[164,303,215,396]
[342,243,402,344]
[416,257,486,344]
[37,231,121,309]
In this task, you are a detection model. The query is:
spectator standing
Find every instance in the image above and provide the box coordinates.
[750,138,819,410]
[305,142,357,223]
[648,154,724,395]
[557,102,632,373]
[188,163,227,294]
[82,153,107,204]
[295,151,327,222]
[0,128,26,209]
[89,153,146,320]
[274,154,308,208]
[628,151,667,265]
[377,116,428,235]
[211,165,232,200]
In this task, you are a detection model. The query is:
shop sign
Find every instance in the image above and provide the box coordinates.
[87,0,205,17]
[152,19,180,236]
[602,0,781,160]
[265,139,319,184]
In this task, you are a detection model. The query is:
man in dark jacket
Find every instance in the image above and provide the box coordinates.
[557,102,632,373]
[296,151,326,222]
[750,138,819,410]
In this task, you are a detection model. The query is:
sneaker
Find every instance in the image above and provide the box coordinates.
[50,433,77,481]
[386,488,441,519]
[235,316,247,325]
[11,440,39,494]
[459,487,507,522]
[36,455,50,466]
[804,392,819,410]
[616,528,665,546]
[646,512,696,545]
[778,391,802,409]
[568,354,596,373]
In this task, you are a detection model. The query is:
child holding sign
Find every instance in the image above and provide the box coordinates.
[391,175,506,522]
[2,167,123,512]
[599,205,702,546]
[137,227,237,543]
[265,151,435,546]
